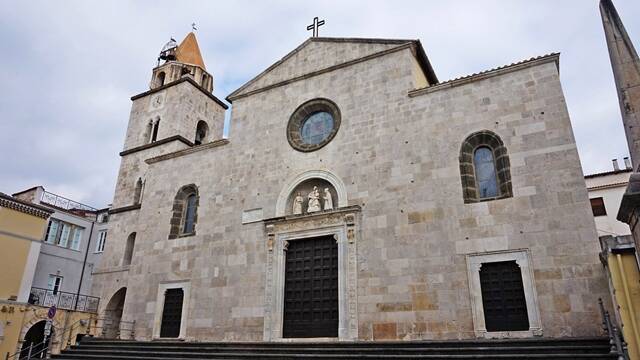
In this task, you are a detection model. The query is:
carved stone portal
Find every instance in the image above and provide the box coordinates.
[263,207,360,341]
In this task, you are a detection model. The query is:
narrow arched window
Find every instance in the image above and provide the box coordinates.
[474,147,499,199]
[459,130,512,203]
[146,120,153,143]
[123,232,136,266]
[183,194,197,233]
[200,73,207,87]
[133,178,143,205]
[151,119,160,142]
[158,72,166,86]
[169,184,199,239]
[194,120,209,145]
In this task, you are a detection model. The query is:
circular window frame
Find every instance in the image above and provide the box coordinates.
[287,98,341,152]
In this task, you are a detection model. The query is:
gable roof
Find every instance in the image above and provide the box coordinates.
[226,37,438,103]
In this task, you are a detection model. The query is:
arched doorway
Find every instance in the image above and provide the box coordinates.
[20,320,54,359]
[103,287,126,338]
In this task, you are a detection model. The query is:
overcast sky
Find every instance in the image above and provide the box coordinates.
[1,1,638,207]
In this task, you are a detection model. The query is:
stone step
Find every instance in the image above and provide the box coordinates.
[51,337,619,360]
[63,344,612,355]
[77,336,613,348]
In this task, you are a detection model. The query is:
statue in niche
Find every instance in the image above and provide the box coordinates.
[307,186,321,213]
[323,188,333,210]
[292,192,304,215]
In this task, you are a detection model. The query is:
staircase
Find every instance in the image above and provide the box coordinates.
[52,337,621,359]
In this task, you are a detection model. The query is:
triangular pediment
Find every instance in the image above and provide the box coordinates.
[227,37,425,101]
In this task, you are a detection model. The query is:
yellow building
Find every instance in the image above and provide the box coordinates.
[600,235,640,360]
[0,193,96,359]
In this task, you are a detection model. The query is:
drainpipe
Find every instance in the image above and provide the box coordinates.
[74,220,95,310]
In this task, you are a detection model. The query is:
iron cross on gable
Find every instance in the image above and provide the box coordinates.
[307,17,325,37]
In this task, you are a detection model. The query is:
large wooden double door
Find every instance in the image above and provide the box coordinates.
[283,235,339,338]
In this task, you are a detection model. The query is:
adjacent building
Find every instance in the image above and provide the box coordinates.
[586,158,632,238]
[11,186,105,312]
[0,187,107,358]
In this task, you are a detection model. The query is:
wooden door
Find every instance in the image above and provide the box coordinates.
[283,236,338,338]
[160,288,184,338]
[480,261,529,332]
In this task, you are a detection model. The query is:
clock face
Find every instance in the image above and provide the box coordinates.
[149,93,165,111]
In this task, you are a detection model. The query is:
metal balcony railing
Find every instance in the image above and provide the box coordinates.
[28,287,100,313]
[40,190,97,212]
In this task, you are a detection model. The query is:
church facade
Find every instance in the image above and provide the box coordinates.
[92,33,609,341]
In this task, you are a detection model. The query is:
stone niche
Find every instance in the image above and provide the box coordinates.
[285,178,338,215]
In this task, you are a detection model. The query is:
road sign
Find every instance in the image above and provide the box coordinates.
[44,319,52,336]
[47,305,56,319]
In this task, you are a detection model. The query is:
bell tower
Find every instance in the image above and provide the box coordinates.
[107,31,227,211]
[151,32,214,92]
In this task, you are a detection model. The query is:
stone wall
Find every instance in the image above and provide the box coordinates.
[94,41,609,341]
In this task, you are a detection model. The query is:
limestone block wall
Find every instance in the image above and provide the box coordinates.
[94,42,608,342]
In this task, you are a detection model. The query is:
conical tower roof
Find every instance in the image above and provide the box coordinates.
[176,32,206,69]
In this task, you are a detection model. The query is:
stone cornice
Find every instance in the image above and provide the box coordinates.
[119,135,193,156]
[92,265,131,275]
[108,204,141,215]
[408,53,560,97]
[130,77,229,110]
[145,138,229,164]
[0,193,53,219]
[263,205,362,225]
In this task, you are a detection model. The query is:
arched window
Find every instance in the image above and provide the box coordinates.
[133,178,143,205]
[183,194,197,233]
[459,130,512,203]
[200,73,207,87]
[146,120,153,143]
[151,119,160,142]
[123,232,136,266]
[169,184,199,239]
[194,121,209,145]
[157,72,166,87]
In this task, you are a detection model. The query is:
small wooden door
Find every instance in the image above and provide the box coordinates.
[160,288,184,338]
[283,236,338,338]
[480,261,529,332]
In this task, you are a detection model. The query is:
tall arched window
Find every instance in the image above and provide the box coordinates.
[183,194,197,233]
[151,119,160,142]
[459,130,512,203]
[146,120,153,144]
[194,121,209,145]
[123,232,136,266]
[169,184,199,239]
[157,72,166,87]
[474,147,499,198]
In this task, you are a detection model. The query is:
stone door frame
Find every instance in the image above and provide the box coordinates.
[263,208,359,341]
[466,249,542,338]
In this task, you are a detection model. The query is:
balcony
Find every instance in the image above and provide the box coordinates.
[28,287,100,313]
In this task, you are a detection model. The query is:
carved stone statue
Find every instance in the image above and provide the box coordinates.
[292,192,304,215]
[307,186,321,213]
[323,188,333,210]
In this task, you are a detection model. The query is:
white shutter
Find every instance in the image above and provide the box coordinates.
[46,220,59,244]
[70,227,83,250]
[58,224,70,247]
